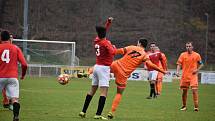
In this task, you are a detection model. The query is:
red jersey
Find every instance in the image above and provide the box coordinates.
[94,37,116,66]
[94,18,116,66]
[146,51,165,71]
[0,41,27,78]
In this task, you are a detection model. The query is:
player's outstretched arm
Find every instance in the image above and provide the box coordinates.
[145,60,166,74]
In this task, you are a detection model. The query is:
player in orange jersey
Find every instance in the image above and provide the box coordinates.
[155,46,167,95]
[176,42,203,112]
[107,38,168,119]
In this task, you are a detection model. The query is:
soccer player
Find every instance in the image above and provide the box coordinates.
[145,43,167,99]
[0,30,28,121]
[2,34,14,110]
[155,46,167,95]
[107,38,168,119]
[176,42,203,112]
[79,17,116,120]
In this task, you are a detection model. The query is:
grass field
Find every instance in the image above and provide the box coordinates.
[1,77,215,121]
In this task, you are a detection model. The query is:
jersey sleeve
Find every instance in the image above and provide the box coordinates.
[17,47,28,78]
[142,54,149,62]
[177,53,183,65]
[115,48,125,55]
[196,53,203,65]
[160,53,167,71]
[106,41,116,55]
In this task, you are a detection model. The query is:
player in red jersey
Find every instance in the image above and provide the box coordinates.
[145,42,167,99]
[107,38,168,119]
[79,17,116,120]
[2,34,13,110]
[0,30,27,121]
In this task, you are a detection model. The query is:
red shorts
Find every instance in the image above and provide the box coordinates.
[111,62,128,88]
[180,80,198,89]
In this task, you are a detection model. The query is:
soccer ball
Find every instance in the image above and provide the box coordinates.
[57,74,70,85]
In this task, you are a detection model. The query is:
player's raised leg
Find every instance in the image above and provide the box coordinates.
[108,86,125,119]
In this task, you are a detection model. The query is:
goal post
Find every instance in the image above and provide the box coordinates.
[13,39,78,77]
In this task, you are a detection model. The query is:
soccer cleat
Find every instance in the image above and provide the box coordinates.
[180,106,187,111]
[93,115,108,120]
[13,116,19,121]
[146,96,152,99]
[79,112,86,118]
[107,112,114,119]
[194,108,199,112]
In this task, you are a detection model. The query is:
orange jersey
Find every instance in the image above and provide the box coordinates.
[177,51,202,82]
[114,45,149,77]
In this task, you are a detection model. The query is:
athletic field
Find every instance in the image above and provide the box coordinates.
[0,77,215,121]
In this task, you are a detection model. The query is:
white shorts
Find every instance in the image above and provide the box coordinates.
[0,78,19,98]
[148,71,158,81]
[92,65,110,87]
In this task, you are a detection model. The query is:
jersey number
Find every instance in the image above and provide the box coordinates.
[1,50,10,63]
[128,50,141,58]
[95,44,100,56]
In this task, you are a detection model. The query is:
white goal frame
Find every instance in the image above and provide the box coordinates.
[13,39,76,66]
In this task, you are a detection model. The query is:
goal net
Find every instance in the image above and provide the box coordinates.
[13,39,78,77]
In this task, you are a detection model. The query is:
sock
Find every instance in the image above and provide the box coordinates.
[96,96,106,115]
[155,82,158,95]
[13,102,20,118]
[150,84,155,97]
[182,90,188,107]
[111,93,122,112]
[193,91,199,108]
[82,94,93,113]
[158,81,162,95]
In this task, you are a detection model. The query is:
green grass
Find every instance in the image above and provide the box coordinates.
[1,77,215,121]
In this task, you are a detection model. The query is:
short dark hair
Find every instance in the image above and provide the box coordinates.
[150,42,156,46]
[95,26,106,39]
[1,30,10,41]
[186,41,193,45]
[138,38,148,48]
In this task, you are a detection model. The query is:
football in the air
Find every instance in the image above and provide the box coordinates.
[57,74,70,85]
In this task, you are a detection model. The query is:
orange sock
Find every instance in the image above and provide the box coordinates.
[111,93,122,113]
[155,82,158,94]
[193,90,199,108]
[2,88,9,104]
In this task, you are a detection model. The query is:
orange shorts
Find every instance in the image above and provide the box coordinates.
[180,80,198,89]
[111,62,128,88]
